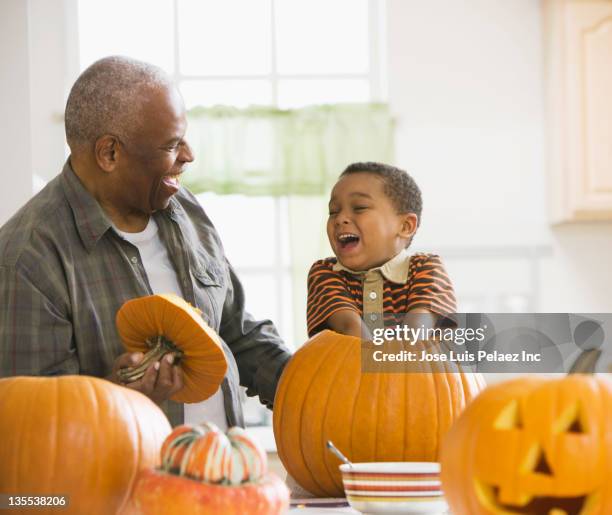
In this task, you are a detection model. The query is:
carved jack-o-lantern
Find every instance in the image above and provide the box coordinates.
[440,374,612,515]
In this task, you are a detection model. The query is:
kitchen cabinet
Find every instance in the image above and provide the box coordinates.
[543,0,612,222]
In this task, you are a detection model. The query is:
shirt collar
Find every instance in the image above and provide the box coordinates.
[166,195,182,218]
[61,159,114,252]
[332,248,411,284]
[61,159,184,252]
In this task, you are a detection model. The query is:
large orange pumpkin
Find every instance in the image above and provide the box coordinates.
[122,422,290,515]
[273,330,485,497]
[440,374,612,515]
[116,293,227,403]
[0,375,171,515]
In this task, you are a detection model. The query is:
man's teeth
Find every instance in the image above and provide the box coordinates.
[338,233,358,241]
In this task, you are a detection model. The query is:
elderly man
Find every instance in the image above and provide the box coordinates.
[0,56,291,427]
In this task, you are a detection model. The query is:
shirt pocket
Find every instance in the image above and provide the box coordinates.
[191,255,227,329]
[193,265,221,286]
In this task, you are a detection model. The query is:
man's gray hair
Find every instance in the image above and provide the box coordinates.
[65,55,174,148]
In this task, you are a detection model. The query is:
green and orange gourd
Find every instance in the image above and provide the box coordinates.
[122,422,289,515]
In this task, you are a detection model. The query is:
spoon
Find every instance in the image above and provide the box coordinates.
[326,440,353,468]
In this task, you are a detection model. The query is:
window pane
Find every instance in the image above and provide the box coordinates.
[180,80,272,108]
[238,272,278,324]
[178,0,272,75]
[78,0,174,73]
[279,198,291,267]
[243,394,270,425]
[277,79,370,108]
[281,271,296,347]
[195,193,276,268]
[275,0,369,74]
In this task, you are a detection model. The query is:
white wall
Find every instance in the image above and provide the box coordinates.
[0,0,74,225]
[0,0,33,223]
[29,0,78,185]
[386,0,612,313]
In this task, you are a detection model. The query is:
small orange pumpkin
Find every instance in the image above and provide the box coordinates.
[440,374,612,515]
[116,293,228,403]
[0,375,171,515]
[273,330,485,497]
[122,422,290,515]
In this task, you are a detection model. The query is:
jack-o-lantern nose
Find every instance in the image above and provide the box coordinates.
[533,448,553,476]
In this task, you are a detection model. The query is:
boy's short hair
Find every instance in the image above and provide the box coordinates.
[341,162,422,227]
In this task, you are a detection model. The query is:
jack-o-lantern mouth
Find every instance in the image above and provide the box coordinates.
[474,480,596,515]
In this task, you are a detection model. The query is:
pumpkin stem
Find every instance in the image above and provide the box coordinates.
[568,349,602,375]
[117,335,184,383]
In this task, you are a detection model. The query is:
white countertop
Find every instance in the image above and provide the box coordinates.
[288,500,357,514]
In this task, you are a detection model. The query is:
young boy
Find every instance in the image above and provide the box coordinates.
[307,162,456,338]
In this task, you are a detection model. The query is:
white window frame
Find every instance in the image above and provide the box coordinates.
[167,0,387,105]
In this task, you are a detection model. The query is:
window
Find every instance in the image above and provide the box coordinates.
[78,0,386,425]
[78,0,386,109]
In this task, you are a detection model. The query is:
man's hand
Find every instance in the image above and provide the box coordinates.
[108,352,184,405]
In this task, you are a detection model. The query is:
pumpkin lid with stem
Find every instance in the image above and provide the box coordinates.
[116,293,228,403]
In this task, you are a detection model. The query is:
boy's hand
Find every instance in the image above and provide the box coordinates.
[402,308,439,330]
[328,309,368,338]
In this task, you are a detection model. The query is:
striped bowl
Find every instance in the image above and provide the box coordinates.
[340,462,448,514]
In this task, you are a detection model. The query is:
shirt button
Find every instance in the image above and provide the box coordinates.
[370,314,378,321]
[130,256,138,264]
[369,291,377,300]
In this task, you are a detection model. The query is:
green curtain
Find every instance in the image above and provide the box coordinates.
[184,103,395,344]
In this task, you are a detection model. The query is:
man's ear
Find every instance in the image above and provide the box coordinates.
[94,135,121,172]
[399,213,418,240]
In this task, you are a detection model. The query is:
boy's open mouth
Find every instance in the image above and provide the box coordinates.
[337,233,360,251]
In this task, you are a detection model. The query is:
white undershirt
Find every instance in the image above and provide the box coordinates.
[115,217,228,431]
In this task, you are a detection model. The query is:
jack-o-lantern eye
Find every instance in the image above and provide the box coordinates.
[493,400,587,435]
[552,402,586,435]
[494,399,523,430]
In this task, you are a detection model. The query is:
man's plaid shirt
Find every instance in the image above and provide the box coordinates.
[0,160,291,426]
